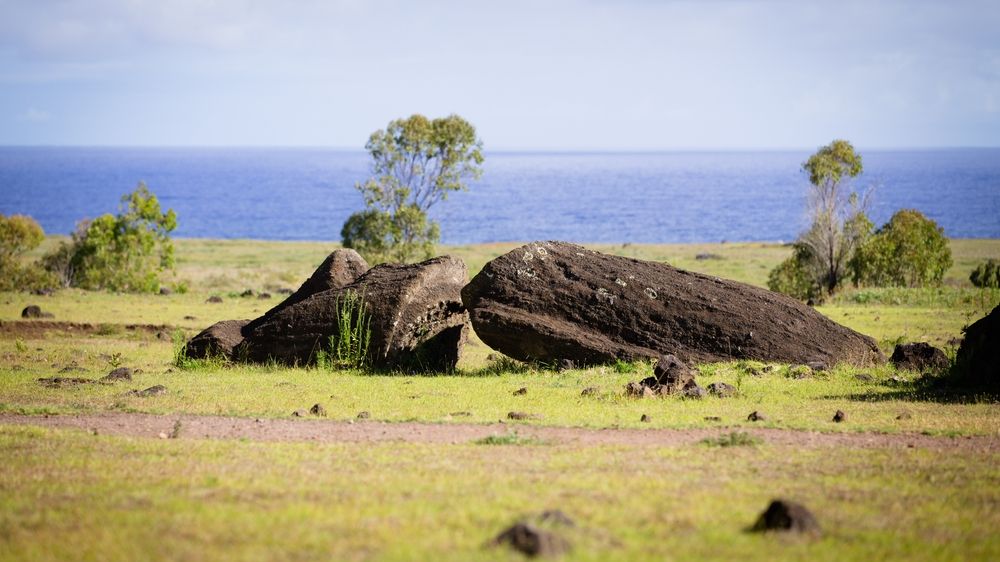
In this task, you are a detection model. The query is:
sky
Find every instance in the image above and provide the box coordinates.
[1,0,998,150]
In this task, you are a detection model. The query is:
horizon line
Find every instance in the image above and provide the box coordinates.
[2,144,999,153]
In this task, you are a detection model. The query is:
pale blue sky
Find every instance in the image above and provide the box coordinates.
[1,0,998,149]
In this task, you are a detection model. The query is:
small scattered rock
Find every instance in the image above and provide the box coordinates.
[640,414,651,423]
[832,410,846,423]
[890,342,950,372]
[694,253,723,261]
[704,416,722,422]
[896,411,913,420]
[240,289,255,298]
[682,384,706,399]
[491,523,571,558]
[558,358,576,371]
[102,367,133,382]
[158,287,173,295]
[449,411,472,417]
[507,411,541,421]
[128,385,167,397]
[291,409,308,417]
[183,315,197,321]
[513,387,528,396]
[750,499,821,535]
[32,288,53,296]
[257,292,272,300]
[356,411,371,419]
[747,411,767,422]
[806,360,829,372]
[706,381,736,397]
[21,305,53,318]
[309,403,327,417]
[205,296,223,304]
[38,377,93,388]
[580,386,599,397]
[854,373,874,382]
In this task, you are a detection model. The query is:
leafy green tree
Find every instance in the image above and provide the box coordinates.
[0,214,55,291]
[850,209,952,287]
[768,140,871,300]
[970,259,1000,289]
[44,183,177,292]
[342,114,483,263]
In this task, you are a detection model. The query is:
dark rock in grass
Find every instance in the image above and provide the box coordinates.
[240,289,255,298]
[832,410,846,423]
[127,385,167,397]
[750,499,821,535]
[205,296,223,304]
[806,360,829,372]
[747,410,767,422]
[513,387,528,396]
[183,315,197,321]
[682,384,706,399]
[291,409,308,418]
[450,411,472,417]
[101,367,133,382]
[653,355,696,393]
[38,377,94,388]
[558,358,576,371]
[356,411,371,419]
[243,249,369,334]
[704,416,722,422]
[896,411,913,420]
[239,256,469,372]
[695,253,723,261]
[507,411,541,421]
[461,241,883,367]
[707,381,736,397]
[854,373,874,382]
[580,386,599,397]
[309,403,327,417]
[32,288,53,296]
[184,319,250,361]
[257,292,271,300]
[890,342,949,373]
[492,522,571,558]
[21,305,52,318]
[640,414,651,423]
[953,304,1000,391]
[158,287,172,295]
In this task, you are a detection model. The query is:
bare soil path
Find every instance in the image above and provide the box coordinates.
[1,412,996,452]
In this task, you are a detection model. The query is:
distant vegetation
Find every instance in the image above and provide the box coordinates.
[970,259,1000,288]
[341,114,483,264]
[768,140,952,301]
[0,214,54,291]
[43,183,177,293]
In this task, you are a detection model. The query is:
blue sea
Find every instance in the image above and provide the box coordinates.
[1,147,998,243]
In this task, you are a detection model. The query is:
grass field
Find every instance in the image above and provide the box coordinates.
[2,237,999,561]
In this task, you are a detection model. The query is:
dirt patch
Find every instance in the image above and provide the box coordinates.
[0,413,996,452]
[0,320,173,339]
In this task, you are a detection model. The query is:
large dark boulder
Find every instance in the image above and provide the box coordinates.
[243,249,369,335]
[184,319,250,360]
[890,342,949,372]
[954,305,999,391]
[238,256,468,371]
[461,241,883,367]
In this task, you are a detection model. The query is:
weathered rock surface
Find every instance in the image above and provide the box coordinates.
[954,305,999,391]
[184,319,250,360]
[628,354,701,397]
[461,241,883,367]
[21,305,52,318]
[243,249,369,334]
[239,256,468,371]
[890,342,950,372]
[750,499,821,535]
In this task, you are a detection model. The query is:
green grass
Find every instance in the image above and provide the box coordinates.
[701,431,764,447]
[0,425,996,562]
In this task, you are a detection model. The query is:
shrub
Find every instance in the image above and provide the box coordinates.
[970,259,1000,289]
[767,244,822,301]
[44,183,177,293]
[850,209,952,288]
[0,214,56,292]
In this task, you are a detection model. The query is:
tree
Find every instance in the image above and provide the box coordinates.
[970,259,1000,289]
[768,140,871,300]
[0,214,55,292]
[44,182,177,292]
[850,209,952,287]
[342,114,483,263]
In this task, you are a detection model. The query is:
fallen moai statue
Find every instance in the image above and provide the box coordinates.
[237,255,469,371]
[461,241,883,367]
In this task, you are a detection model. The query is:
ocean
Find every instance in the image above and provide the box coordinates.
[1,147,998,244]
